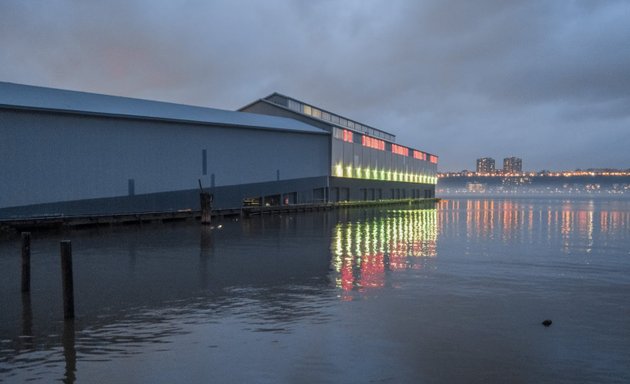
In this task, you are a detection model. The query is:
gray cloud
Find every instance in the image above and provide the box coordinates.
[1,0,629,171]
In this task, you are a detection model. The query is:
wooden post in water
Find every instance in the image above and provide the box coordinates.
[200,192,212,225]
[60,241,75,320]
[198,179,212,225]
[21,232,31,293]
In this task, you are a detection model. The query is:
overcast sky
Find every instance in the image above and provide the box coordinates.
[1,0,629,171]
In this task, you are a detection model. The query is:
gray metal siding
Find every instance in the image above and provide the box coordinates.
[1,109,329,211]
[0,176,330,219]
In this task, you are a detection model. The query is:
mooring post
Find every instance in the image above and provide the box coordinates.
[200,192,212,225]
[60,241,75,320]
[21,232,31,293]
[198,179,212,225]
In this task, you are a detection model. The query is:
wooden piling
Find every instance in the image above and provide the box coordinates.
[60,241,75,319]
[200,192,212,225]
[21,232,31,293]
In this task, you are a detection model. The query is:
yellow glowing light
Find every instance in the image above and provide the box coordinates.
[346,166,353,178]
[335,163,343,177]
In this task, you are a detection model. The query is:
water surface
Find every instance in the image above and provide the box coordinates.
[1,197,629,383]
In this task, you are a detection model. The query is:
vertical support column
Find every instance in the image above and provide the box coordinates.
[21,232,31,293]
[60,241,75,320]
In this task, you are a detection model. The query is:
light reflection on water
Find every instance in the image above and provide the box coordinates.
[331,208,437,298]
[1,197,629,383]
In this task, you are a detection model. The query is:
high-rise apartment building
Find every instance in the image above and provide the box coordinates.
[476,157,496,173]
[503,157,522,173]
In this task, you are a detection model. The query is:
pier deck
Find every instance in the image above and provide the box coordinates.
[0,198,439,233]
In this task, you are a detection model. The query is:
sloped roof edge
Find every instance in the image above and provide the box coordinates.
[0,82,328,135]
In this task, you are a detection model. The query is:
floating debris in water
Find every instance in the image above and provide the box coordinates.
[542,319,552,327]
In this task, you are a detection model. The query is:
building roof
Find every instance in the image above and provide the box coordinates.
[241,92,438,160]
[0,82,328,135]
[240,92,396,141]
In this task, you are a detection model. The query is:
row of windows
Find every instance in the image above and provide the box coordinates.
[332,162,438,184]
[334,128,437,163]
[287,98,395,141]
[332,140,437,180]
[276,96,440,164]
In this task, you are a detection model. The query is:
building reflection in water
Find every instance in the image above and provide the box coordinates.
[331,208,438,297]
[437,198,630,254]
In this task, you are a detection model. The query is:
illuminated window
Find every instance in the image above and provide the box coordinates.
[413,150,426,160]
[342,129,353,143]
[362,135,385,150]
[303,105,312,115]
[312,108,321,118]
[392,144,409,156]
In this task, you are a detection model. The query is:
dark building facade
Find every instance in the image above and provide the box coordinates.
[1,84,437,220]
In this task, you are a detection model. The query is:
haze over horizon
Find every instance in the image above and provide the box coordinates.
[2,0,629,172]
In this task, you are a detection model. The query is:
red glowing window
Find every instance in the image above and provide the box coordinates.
[429,155,438,164]
[392,144,409,156]
[413,150,426,160]
[342,129,353,143]
[362,135,385,150]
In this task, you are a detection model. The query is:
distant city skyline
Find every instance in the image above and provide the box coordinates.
[440,168,630,178]
[1,1,629,171]
[475,156,523,173]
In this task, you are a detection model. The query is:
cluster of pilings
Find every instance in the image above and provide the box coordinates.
[20,232,75,320]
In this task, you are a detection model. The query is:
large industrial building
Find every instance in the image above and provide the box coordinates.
[0,82,437,220]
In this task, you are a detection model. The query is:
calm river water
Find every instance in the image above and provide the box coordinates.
[1,197,629,383]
